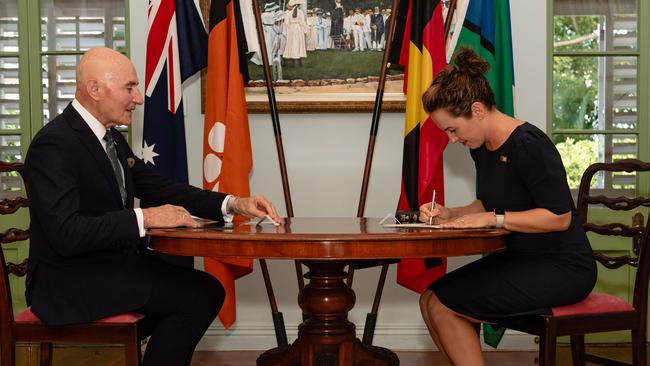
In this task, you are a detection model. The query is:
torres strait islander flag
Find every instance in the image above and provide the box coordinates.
[390,0,449,294]
[202,0,253,329]
[446,0,515,116]
[446,0,515,347]
[142,0,207,184]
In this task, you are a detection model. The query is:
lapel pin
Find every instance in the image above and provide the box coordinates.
[127,157,135,168]
[499,155,508,163]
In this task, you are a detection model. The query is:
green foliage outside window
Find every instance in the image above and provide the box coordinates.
[556,137,597,188]
[553,16,600,140]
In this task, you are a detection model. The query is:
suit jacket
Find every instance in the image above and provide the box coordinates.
[24,104,227,325]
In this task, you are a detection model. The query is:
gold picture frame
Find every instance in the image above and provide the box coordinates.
[199,0,405,113]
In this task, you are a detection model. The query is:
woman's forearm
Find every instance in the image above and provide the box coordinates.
[500,208,571,233]
[449,200,486,219]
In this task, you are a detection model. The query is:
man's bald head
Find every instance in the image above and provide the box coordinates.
[75,47,143,128]
[76,47,132,94]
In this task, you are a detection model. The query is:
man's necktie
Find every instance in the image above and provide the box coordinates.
[103,130,127,206]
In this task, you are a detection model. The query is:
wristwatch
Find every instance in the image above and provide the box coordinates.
[494,209,505,228]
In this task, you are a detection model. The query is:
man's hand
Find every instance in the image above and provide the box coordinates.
[142,204,199,228]
[232,195,280,223]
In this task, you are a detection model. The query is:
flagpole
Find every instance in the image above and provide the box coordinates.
[250,0,296,348]
[351,0,402,347]
[356,0,401,218]
[250,0,294,218]
[443,0,457,40]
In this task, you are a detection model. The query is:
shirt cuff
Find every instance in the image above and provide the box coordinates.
[134,208,146,237]
[222,195,234,223]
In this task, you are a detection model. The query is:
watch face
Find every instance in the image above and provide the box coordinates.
[495,209,505,215]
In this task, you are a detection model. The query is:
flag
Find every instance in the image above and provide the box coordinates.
[143,0,207,183]
[390,0,449,294]
[447,0,515,116]
[446,0,515,347]
[203,0,253,329]
[143,0,208,269]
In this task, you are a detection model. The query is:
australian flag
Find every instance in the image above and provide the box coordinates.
[143,0,207,267]
[142,0,207,183]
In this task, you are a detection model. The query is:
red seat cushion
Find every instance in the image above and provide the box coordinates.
[15,307,144,324]
[552,292,634,316]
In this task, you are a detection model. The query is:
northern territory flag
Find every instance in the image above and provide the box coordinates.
[202,0,253,329]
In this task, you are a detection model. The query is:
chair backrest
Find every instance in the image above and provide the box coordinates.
[0,161,29,329]
[576,159,650,316]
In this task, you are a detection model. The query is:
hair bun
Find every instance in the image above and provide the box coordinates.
[452,47,490,77]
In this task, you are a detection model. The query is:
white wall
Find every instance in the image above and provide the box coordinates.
[129,0,547,351]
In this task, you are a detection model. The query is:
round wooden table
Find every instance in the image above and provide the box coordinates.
[148,217,507,366]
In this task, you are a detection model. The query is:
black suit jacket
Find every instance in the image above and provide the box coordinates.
[24,104,227,325]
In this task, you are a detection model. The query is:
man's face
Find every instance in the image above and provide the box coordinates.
[97,63,143,128]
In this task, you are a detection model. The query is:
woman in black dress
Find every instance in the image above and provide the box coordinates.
[417,47,597,365]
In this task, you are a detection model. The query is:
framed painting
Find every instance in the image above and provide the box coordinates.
[200,0,406,113]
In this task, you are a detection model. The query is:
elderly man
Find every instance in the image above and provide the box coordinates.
[24,47,279,366]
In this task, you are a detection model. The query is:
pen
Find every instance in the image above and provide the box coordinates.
[429,190,437,225]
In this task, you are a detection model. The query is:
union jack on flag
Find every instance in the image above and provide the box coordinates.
[142,0,208,184]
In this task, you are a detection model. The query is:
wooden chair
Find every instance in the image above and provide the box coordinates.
[0,161,151,366]
[508,159,650,366]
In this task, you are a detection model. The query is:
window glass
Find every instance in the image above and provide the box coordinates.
[0,56,20,165]
[552,0,642,195]
[0,57,20,129]
[42,54,80,124]
[554,0,638,51]
[0,135,21,163]
[553,56,637,131]
[40,0,125,52]
[0,0,19,52]
[553,133,637,190]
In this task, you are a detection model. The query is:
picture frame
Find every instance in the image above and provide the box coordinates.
[199,0,406,113]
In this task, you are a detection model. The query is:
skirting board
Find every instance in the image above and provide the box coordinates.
[196,323,538,352]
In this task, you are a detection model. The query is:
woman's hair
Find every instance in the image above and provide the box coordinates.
[422,47,496,117]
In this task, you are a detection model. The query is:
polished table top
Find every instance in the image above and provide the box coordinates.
[148,217,508,366]
[148,217,508,259]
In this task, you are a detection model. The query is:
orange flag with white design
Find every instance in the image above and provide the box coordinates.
[202,0,253,329]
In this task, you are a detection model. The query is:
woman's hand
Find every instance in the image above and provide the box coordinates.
[438,212,496,229]
[419,202,453,224]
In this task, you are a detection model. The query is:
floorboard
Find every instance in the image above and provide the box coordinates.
[12,344,646,365]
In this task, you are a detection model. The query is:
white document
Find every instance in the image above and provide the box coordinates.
[381,223,441,229]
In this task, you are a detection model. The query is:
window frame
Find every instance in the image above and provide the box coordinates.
[547,0,649,198]
[0,0,131,164]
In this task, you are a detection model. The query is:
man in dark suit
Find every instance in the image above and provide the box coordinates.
[24,47,279,366]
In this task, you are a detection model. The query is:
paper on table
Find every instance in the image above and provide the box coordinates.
[381,223,441,229]
[256,215,281,226]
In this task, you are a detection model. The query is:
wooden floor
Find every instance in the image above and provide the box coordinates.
[12,344,644,365]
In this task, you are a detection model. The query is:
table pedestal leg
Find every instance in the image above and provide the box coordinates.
[257,261,399,366]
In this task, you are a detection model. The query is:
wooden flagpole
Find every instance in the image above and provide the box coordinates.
[356,0,401,218]
[250,0,298,348]
[351,0,402,346]
[444,0,458,40]
[353,0,458,345]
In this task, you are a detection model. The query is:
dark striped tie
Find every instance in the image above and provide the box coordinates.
[103,130,127,206]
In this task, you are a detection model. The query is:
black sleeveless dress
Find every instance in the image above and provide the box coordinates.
[428,123,597,322]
